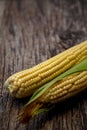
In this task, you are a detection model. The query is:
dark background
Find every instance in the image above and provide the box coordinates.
[0,0,87,130]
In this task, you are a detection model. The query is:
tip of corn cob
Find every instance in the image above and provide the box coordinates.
[4,80,9,89]
[4,78,18,97]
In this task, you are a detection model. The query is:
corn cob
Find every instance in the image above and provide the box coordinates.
[43,71,87,103]
[18,58,87,123]
[4,41,87,98]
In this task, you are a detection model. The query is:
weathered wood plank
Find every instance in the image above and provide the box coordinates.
[0,0,87,130]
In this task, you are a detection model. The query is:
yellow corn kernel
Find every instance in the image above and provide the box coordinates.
[4,41,87,98]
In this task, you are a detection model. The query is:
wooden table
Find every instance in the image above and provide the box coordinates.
[0,0,87,130]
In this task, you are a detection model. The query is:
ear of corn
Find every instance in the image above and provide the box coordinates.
[18,58,87,123]
[45,71,87,103]
[4,41,87,98]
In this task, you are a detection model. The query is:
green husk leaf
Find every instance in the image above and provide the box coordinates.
[35,105,53,116]
[26,58,87,105]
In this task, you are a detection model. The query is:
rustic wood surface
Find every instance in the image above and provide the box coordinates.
[0,0,87,130]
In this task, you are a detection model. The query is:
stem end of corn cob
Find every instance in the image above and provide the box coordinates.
[17,101,43,123]
[17,99,52,123]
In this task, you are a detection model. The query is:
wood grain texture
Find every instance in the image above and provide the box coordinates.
[0,0,87,130]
